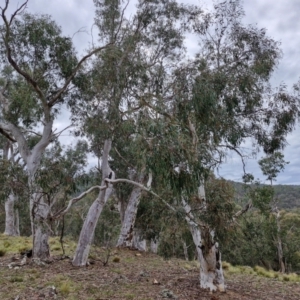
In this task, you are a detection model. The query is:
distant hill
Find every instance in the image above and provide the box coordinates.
[230,181,300,209]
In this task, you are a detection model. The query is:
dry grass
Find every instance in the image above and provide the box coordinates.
[0,236,300,299]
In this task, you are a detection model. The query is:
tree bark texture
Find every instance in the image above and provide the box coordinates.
[116,174,145,248]
[30,192,51,260]
[72,140,114,266]
[182,198,225,292]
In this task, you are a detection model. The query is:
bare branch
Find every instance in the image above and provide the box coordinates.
[1,0,49,119]
[113,0,130,41]
[48,43,113,107]
[52,185,106,219]
[9,1,28,25]
[105,177,177,213]
[52,124,74,139]
[0,127,16,142]
[219,144,247,174]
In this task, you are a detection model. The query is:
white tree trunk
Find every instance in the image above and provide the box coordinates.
[182,240,189,261]
[132,228,147,251]
[4,194,19,236]
[0,118,53,259]
[2,141,19,236]
[30,192,51,260]
[72,140,114,266]
[182,199,225,292]
[116,176,144,248]
[150,237,159,254]
[274,209,285,273]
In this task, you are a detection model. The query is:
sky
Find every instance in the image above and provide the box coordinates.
[6,0,300,185]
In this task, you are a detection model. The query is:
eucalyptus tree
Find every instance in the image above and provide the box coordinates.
[0,0,113,259]
[69,0,300,289]
[121,0,300,291]
[258,152,289,272]
[71,0,201,265]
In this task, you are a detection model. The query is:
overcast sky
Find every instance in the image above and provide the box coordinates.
[8,0,300,185]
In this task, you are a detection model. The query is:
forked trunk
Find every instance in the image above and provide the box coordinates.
[199,230,224,291]
[4,194,20,236]
[182,199,225,292]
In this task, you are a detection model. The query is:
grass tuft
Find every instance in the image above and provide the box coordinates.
[59,281,71,296]
[0,248,6,257]
[113,256,120,263]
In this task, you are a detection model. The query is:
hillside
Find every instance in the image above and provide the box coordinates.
[231,182,300,209]
[0,236,300,300]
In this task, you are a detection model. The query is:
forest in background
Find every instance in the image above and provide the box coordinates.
[1,177,300,274]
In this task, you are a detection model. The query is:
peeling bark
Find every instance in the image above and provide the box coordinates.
[182,198,225,292]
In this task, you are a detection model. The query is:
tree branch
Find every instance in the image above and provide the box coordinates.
[48,44,113,107]
[52,185,107,219]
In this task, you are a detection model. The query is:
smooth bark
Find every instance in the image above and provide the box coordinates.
[132,228,147,251]
[150,237,159,254]
[116,174,145,248]
[72,140,114,266]
[4,194,19,236]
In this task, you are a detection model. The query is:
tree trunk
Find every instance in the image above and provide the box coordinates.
[182,199,225,292]
[150,237,159,254]
[182,240,189,261]
[275,209,285,273]
[132,228,147,251]
[72,140,113,266]
[31,192,51,260]
[4,194,19,236]
[116,176,144,248]
[72,185,113,266]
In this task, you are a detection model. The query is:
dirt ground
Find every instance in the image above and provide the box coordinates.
[0,248,300,300]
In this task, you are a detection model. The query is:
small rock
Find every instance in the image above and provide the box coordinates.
[160,289,178,299]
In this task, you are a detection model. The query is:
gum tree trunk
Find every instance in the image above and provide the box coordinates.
[30,190,51,260]
[132,228,147,251]
[274,208,285,273]
[4,194,20,236]
[2,141,20,236]
[182,194,225,292]
[150,237,159,254]
[116,174,145,248]
[72,140,114,266]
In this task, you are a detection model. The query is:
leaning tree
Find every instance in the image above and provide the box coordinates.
[70,0,202,266]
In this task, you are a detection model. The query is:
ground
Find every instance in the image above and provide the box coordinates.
[0,236,300,299]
